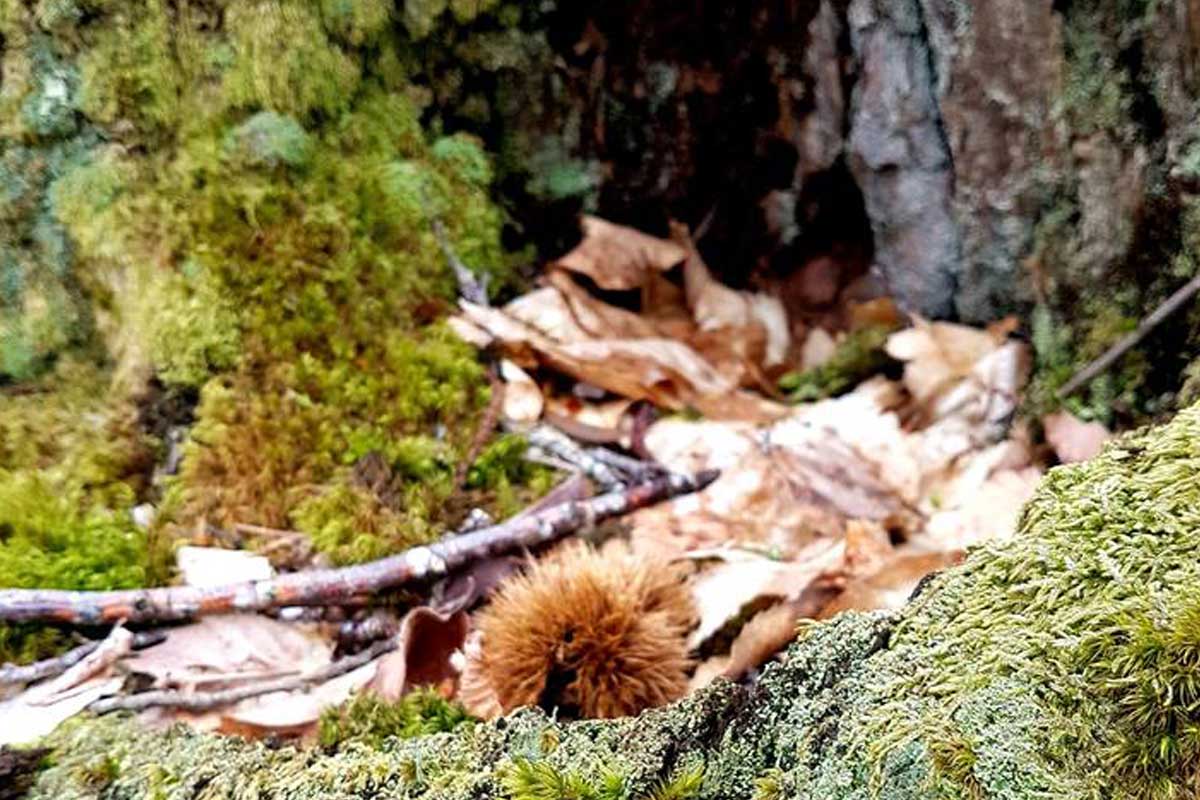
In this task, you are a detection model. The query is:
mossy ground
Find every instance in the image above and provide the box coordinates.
[23,404,1200,798]
[0,0,569,663]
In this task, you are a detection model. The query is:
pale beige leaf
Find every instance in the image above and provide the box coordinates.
[886,318,1005,404]
[0,677,123,746]
[125,614,331,690]
[447,315,494,348]
[685,542,840,651]
[499,360,543,425]
[687,656,731,693]
[456,632,504,720]
[216,659,379,740]
[923,467,1041,551]
[555,216,686,290]
[1043,411,1111,463]
[28,625,133,705]
[177,546,273,588]
[686,557,790,651]
[679,233,788,367]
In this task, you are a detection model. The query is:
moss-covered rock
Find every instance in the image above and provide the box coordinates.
[26,403,1200,798]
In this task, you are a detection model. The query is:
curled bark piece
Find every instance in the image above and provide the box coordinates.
[0,471,718,627]
[89,638,397,715]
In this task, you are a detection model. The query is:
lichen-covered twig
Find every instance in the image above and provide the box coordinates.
[0,471,718,626]
[89,638,398,715]
[526,425,625,490]
[1058,272,1200,398]
[432,218,489,306]
[0,631,165,687]
[584,447,668,483]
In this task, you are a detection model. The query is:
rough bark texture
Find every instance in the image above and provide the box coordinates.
[518,0,1200,420]
[27,405,1200,799]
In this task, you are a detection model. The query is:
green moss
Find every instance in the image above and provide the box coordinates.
[76,0,181,138]
[778,325,893,403]
[319,691,475,751]
[0,356,175,664]
[221,1,360,119]
[223,111,313,170]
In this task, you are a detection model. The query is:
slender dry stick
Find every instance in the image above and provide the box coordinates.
[525,424,624,490]
[0,631,165,687]
[0,471,717,626]
[1057,273,1200,399]
[432,217,489,306]
[454,366,505,490]
[89,638,398,715]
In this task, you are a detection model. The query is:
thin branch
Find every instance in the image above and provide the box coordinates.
[584,447,668,484]
[89,638,397,715]
[0,471,718,626]
[432,218,489,306]
[455,365,505,489]
[1057,273,1200,399]
[0,631,165,687]
[28,626,133,706]
[526,424,624,490]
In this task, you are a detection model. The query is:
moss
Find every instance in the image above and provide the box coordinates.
[220,1,361,120]
[778,325,893,403]
[32,405,1200,798]
[318,691,475,751]
[76,0,181,139]
[0,357,174,664]
[223,111,314,170]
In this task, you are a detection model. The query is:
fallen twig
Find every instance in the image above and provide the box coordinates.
[432,218,489,306]
[584,447,668,483]
[89,638,397,715]
[0,471,717,626]
[28,625,133,705]
[0,631,165,687]
[1057,273,1200,399]
[526,425,624,490]
[455,366,505,489]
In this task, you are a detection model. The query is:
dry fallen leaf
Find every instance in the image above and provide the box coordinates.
[0,676,123,746]
[177,546,273,588]
[0,625,132,745]
[125,614,331,691]
[499,359,544,425]
[1043,411,1111,463]
[801,327,838,370]
[457,632,504,720]
[685,540,843,651]
[818,550,963,619]
[720,602,803,682]
[676,225,789,368]
[216,659,379,740]
[457,297,782,423]
[555,216,686,290]
[886,317,1009,405]
[923,467,1041,551]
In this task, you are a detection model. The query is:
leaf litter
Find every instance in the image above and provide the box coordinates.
[6,215,1059,740]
